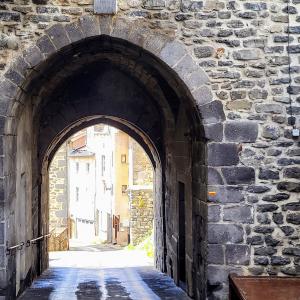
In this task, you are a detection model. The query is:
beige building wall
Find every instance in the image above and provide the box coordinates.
[113,131,130,245]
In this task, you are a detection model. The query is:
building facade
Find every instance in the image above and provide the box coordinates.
[49,125,154,249]
[0,0,299,299]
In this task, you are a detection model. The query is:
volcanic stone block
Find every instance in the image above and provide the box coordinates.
[286,214,300,225]
[208,143,239,166]
[257,204,278,212]
[265,235,280,247]
[23,46,44,68]
[247,235,263,245]
[247,185,270,193]
[160,41,186,67]
[46,24,70,49]
[282,202,300,211]
[208,168,223,184]
[233,49,261,60]
[254,247,277,256]
[208,224,244,244]
[273,213,284,224]
[277,181,300,192]
[94,0,117,14]
[254,257,269,266]
[208,205,221,222]
[223,205,253,224]
[259,169,279,180]
[271,256,291,266]
[253,226,274,234]
[203,123,223,142]
[224,121,258,142]
[280,226,294,236]
[200,100,226,124]
[222,167,255,184]
[208,244,224,264]
[262,193,289,202]
[208,186,244,204]
[283,167,300,179]
[225,245,250,265]
[36,35,56,57]
[282,248,300,257]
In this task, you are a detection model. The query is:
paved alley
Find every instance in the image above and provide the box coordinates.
[18,245,191,300]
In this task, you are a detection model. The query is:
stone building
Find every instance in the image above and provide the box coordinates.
[0,0,299,299]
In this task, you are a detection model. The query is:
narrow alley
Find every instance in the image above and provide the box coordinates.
[18,245,191,300]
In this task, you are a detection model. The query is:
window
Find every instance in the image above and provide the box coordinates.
[86,163,90,173]
[76,162,79,173]
[122,185,127,194]
[121,154,126,164]
[76,187,79,202]
[101,155,105,176]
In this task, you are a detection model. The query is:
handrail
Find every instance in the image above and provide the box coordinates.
[6,233,51,255]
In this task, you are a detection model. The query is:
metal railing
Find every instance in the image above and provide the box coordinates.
[6,234,51,256]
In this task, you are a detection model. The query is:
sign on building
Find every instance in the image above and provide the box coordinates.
[94,0,117,14]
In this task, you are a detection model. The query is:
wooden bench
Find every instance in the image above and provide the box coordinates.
[229,274,300,300]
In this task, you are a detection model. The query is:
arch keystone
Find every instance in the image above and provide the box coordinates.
[79,15,100,38]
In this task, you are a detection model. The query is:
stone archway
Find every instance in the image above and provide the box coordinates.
[0,15,225,300]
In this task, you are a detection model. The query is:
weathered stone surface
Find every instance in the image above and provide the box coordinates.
[208,168,223,185]
[286,214,300,225]
[282,202,300,211]
[207,143,239,166]
[262,193,289,202]
[277,181,300,192]
[224,121,258,142]
[222,167,255,184]
[280,226,294,236]
[273,213,284,225]
[255,104,284,114]
[253,226,274,234]
[226,245,250,265]
[200,100,226,124]
[208,205,220,222]
[194,45,214,59]
[160,41,186,67]
[283,167,300,179]
[208,244,224,264]
[254,257,269,266]
[223,205,253,223]
[262,124,281,140]
[265,235,280,247]
[208,224,243,244]
[46,24,70,49]
[271,256,291,266]
[233,49,261,60]
[283,248,300,257]
[247,185,270,193]
[208,186,244,204]
[254,246,276,256]
[203,123,223,142]
[247,235,263,245]
[257,204,278,213]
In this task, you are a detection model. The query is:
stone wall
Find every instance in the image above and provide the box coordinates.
[48,143,69,251]
[0,0,299,299]
[129,189,154,245]
[128,139,154,245]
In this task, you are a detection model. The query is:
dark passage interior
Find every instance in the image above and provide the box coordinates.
[5,35,207,299]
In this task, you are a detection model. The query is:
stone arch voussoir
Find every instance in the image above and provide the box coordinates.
[1,15,225,141]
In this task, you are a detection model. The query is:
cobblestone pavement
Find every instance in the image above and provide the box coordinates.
[18,246,191,300]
